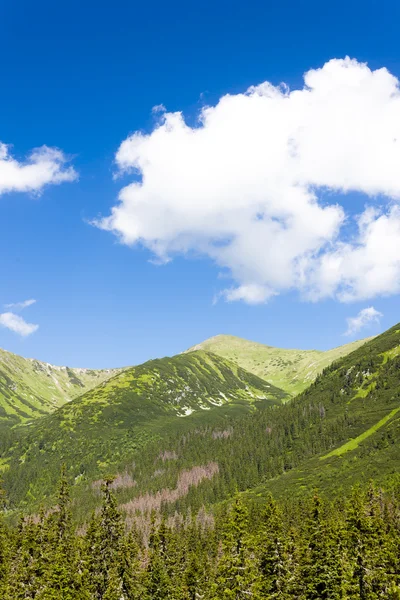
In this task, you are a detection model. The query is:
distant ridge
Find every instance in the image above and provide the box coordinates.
[0,346,121,430]
[185,334,373,395]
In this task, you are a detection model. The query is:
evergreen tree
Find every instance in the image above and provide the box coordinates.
[85,477,125,599]
[119,530,145,600]
[0,480,10,594]
[345,485,393,600]
[5,516,43,600]
[210,496,261,600]
[103,565,124,600]
[37,466,89,599]
[258,493,291,599]
[145,515,175,600]
[300,492,346,600]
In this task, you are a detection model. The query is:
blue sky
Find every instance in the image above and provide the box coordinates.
[1,0,400,368]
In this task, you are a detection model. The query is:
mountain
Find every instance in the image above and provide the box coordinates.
[2,350,287,511]
[2,324,399,523]
[0,347,121,430]
[186,334,372,395]
[248,322,400,501]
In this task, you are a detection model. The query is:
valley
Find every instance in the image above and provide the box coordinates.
[0,325,398,524]
[1,323,400,598]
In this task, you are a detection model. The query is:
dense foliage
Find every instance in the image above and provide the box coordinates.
[1,325,400,596]
[1,325,400,524]
[1,474,400,599]
[1,351,286,512]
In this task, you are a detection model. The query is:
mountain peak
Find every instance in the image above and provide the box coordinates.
[185,333,371,396]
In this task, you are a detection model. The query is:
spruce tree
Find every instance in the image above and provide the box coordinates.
[5,516,43,600]
[0,480,10,594]
[345,485,389,600]
[145,515,174,600]
[210,496,261,600]
[258,493,291,599]
[300,492,346,600]
[85,477,125,599]
[103,565,124,600]
[36,466,90,599]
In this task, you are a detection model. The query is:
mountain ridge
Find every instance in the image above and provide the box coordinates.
[186,333,374,395]
[0,346,122,431]
[2,349,287,512]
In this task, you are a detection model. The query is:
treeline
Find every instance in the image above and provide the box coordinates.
[1,472,400,599]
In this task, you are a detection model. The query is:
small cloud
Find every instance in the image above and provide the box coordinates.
[0,144,77,196]
[218,284,276,305]
[4,298,36,310]
[0,312,39,337]
[152,104,166,114]
[344,306,383,337]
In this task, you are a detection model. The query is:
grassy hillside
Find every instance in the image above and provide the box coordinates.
[0,347,121,430]
[1,350,286,511]
[187,334,372,395]
[246,324,400,501]
[72,322,400,521]
[2,325,399,524]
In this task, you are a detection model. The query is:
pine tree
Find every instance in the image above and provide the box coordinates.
[5,516,43,600]
[0,479,10,594]
[103,565,124,600]
[345,485,390,600]
[300,492,346,600]
[85,477,125,599]
[258,493,291,599]
[36,466,90,599]
[210,496,261,600]
[145,514,174,600]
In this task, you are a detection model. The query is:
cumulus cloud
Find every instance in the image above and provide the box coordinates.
[307,206,400,301]
[0,144,77,196]
[0,313,39,337]
[4,298,36,310]
[344,306,383,336]
[219,284,276,304]
[95,57,400,303]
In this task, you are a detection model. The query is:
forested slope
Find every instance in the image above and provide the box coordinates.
[2,324,399,525]
[1,475,400,599]
[1,350,286,512]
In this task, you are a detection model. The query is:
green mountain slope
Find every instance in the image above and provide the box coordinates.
[0,347,121,429]
[187,334,372,395]
[72,323,398,521]
[246,323,400,501]
[2,325,398,523]
[2,350,286,510]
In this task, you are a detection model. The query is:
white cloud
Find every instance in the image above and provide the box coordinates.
[4,298,36,310]
[307,206,400,301]
[152,104,166,114]
[96,57,400,303]
[220,284,276,304]
[0,312,39,337]
[0,144,77,196]
[344,306,383,336]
